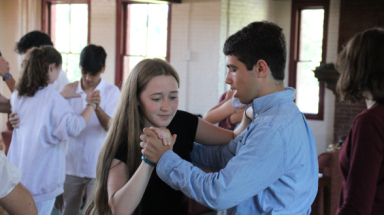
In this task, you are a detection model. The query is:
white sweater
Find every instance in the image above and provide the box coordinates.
[8,87,86,202]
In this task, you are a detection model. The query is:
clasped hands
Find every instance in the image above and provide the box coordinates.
[140,127,177,164]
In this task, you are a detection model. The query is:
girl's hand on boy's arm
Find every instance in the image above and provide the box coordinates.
[9,112,19,128]
[60,81,81,99]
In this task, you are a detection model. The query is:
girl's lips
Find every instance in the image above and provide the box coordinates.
[158,115,170,119]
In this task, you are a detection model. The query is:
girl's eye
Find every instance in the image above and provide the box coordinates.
[152,98,160,102]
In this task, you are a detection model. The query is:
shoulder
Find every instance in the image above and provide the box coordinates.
[102,81,120,96]
[353,104,384,130]
[168,110,199,134]
[171,110,199,123]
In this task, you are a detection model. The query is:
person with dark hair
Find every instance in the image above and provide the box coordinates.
[335,28,384,215]
[141,21,318,214]
[13,31,69,92]
[7,46,96,215]
[54,44,120,215]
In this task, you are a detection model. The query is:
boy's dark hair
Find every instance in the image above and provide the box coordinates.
[15,31,54,54]
[223,21,287,80]
[80,44,107,75]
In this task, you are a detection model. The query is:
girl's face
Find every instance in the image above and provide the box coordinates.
[139,75,179,129]
[48,64,62,84]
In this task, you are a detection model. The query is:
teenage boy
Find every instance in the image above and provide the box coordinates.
[141,21,318,214]
[55,44,120,215]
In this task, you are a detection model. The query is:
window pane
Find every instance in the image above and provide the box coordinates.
[67,54,81,82]
[299,9,324,62]
[52,4,70,53]
[70,4,88,53]
[127,4,148,56]
[123,56,144,84]
[61,53,68,74]
[296,62,320,114]
[147,4,168,57]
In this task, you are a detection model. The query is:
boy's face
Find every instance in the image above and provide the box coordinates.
[225,55,260,104]
[81,70,102,89]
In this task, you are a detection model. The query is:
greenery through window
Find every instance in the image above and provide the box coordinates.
[50,4,88,82]
[123,3,169,83]
[295,9,324,114]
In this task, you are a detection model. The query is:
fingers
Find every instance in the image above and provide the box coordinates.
[9,112,19,128]
[239,104,247,110]
[143,127,158,139]
[148,127,173,146]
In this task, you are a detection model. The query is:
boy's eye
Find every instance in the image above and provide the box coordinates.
[170,96,178,100]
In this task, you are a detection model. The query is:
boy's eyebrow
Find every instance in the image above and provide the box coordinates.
[226,64,238,69]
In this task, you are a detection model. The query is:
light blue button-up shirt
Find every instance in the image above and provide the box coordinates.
[157,87,318,214]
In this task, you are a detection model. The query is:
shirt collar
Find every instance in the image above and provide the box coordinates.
[74,78,106,94]
[252,87,296,118]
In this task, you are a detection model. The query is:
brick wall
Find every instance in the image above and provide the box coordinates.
[333,0,384,142]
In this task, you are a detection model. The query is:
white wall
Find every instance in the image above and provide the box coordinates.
[307,0,340,155]
[90,0,117,86]
[170,0,222,115]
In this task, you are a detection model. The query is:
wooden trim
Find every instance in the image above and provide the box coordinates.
[289,0,329,121]
[115,0,172,87]
[41,0,91,43]
[115,0,124,87]
[166,4,172,62]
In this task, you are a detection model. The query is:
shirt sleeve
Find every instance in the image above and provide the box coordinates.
[337,115,384,215]
[157,126,286,210]
[190,132,243,171]
[0,151,21,199]
[51,94,86,142]
[103,86,121,117]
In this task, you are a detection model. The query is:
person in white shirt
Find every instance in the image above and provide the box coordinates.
[7,46,96,215]
[0,150,37,215]
[53,44,120,215]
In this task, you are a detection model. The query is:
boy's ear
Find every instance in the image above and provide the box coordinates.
[255,60,268,78]
[101,66,106,73]
[49,63,55,72]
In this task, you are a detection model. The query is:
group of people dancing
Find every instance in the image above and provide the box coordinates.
[0,20,383,215]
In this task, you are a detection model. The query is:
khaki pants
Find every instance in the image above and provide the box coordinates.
[55,175,95,215]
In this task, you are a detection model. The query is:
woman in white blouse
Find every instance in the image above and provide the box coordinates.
[7,46,96,215]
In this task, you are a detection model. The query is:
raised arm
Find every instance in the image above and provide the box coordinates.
[108,129,175,214]
[203,100,236,124]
